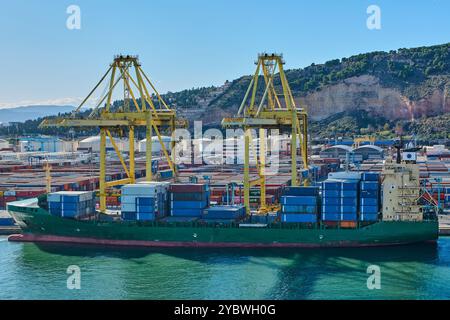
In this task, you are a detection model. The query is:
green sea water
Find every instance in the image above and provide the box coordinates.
[0,236,449,300]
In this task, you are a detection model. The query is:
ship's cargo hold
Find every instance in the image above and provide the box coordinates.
[47,191,95,218]
[203,205,245,219]
[282,213,317,223]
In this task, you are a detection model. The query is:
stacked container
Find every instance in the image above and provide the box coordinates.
[121,182,170,221]
[202,205,245,221]
[170,184,209,217]
[340,180,359,222]
[359,172,380,221]
[280,186,319,223]
[321,180,342,222]
[47,191,95,218]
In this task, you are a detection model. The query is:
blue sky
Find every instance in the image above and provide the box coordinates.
[0,0,448,108]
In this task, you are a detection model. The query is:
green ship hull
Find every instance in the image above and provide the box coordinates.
[7,199,439,248]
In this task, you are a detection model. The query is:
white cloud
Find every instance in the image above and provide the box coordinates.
[0,97,101,109]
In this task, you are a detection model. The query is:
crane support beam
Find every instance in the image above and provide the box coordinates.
[221,53,309,213]
[39,55,186,213]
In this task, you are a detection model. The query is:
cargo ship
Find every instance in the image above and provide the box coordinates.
[6,153,439,248]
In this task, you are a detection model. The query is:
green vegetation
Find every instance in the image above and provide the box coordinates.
[1,43,448,141]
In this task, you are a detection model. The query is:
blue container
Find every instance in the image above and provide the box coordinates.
[203,206,245,219]
[360,181,379,191]
[171,208,203,217]
[322,213,340,221]
[62,195,80,203]
[122,211,137,221]
[171,192,207,201]
[341,197,357,206]
[342,213,357,221]
[171,200,207,209]
[137,205,155,213]
[360,190,379,198]
[322,190,340,198]
[282,205,317,214]
[341,190,358,197]
[282,213,317,223]
[361,172,380,181]
[323,197,340,205]
[280,196,317,206]
[360,213,378,221]
[340,181,359,190]
[360,198,378,206]
[341,205,357,213]
[282,186,319,196]
[322,181,341,190]
[360,205,379,214]
[61,202,81,210]
[48,202,61,209]
[137,212,155,221]
[322,205,340,213]
[136,197,155,206]
[0,217,15,226]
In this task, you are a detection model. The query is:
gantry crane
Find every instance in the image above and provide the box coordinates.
[40,55,187,212]
[222,53,309,215]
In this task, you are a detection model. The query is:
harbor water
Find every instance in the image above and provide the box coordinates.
[0,236,449,300]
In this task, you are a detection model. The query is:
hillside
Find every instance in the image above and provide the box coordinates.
[0,105,74,124]
[1,43,449,141]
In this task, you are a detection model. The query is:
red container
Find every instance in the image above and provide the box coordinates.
[4,196,16,202]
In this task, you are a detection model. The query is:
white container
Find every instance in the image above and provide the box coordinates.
[328,172,362,181]
[121,203,136,212]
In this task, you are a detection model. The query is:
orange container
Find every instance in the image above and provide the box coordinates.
[340,221,357,228]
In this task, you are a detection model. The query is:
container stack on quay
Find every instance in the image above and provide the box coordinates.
[120,182,170,221]
[170,183,209,217]
[47,191,95,218]
[280,186,320,223]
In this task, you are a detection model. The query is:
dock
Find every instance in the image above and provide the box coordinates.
[439,214,450,235]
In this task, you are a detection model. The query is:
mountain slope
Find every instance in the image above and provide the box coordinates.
[0,105,75,123]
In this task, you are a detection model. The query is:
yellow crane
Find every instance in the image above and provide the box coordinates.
[353,135,376,148]
[40,55,187,212]
[222,53,309,215]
